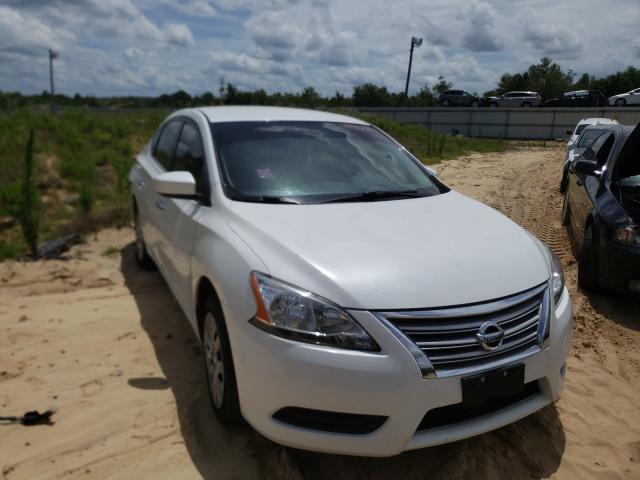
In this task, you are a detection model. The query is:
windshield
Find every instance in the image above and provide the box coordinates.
[210,121,446,203]
[577,129,608,148]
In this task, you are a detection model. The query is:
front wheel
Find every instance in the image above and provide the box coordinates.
[134,207,156,270]
[560,167,569,194]
[442,99,450,107]
[521,102,532,108]
[489,102,498,108]
[615,98,626,107]
[203,298,243,425]
[561,191,571,226]
[577,224,601,292]
[471,100,479,107]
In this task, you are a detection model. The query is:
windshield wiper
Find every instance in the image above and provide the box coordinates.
[233,195,301,204]
[319,190,426,204]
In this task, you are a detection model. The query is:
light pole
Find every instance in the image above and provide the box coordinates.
[49,48,58,97]
[404,36,422,99]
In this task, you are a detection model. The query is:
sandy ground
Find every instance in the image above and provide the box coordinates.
[1,145,639,480]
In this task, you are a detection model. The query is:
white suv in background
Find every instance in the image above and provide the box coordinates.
[129,106,573,456]
[608,88,640,106]
[566,117,618,152]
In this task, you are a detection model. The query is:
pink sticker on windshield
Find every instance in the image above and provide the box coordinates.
[257,168,273,178]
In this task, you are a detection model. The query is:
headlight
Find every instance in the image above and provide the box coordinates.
[549,248,565,304]
[249,272,379,351]
[612,226,640,247]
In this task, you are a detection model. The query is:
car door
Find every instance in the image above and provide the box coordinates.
[504,93,519,107]
[155,119,210,311]
[568,132,614,245]
[629,88,640,105]
[144,119,183,268]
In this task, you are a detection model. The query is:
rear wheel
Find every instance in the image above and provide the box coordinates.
[442,99,450,107]
[134,207,156,270]
[577,224,601,292]
[489,102,498,108]
[202,298,243,425]
[471,100,479,107]
[521,102,532,108]
[615,98,626,107]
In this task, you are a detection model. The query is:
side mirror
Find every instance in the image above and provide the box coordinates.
[573,160,601,177]
[566,130,572,135]
[154,171,197,198]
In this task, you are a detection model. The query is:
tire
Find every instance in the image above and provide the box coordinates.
[560,167,569,194]
[561,191,571,226]
[134,207,156,270]
[577,224,601,293]
[442,99,450,107]
[521,102,532,108]
[202,297,243,425]
[471,100,479,107]
[615,98,626,107]
[489,102,498,108]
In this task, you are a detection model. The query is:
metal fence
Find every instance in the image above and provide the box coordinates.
[357,107,640,140]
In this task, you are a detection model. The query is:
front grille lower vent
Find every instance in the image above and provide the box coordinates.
[376,283,549,377]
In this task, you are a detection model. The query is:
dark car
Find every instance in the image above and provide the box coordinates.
[560,124,615,193]
[561,123,640,295]
[544,90,607,107]
[437,90,480,107]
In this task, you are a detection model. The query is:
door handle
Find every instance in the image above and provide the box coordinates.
[156,199,166,211]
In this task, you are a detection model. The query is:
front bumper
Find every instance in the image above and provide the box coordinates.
[227,288,573,457]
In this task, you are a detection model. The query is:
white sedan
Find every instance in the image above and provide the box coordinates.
[608,87,640,106]
[129,106,572,456]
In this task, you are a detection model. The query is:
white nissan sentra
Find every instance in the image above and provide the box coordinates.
[129,106,572,457]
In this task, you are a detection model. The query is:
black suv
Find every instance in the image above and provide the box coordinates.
[562,123,640,296]
[437,90,480,107]
[544,90,607,107]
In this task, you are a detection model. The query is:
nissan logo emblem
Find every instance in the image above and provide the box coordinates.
[476,320,505,351]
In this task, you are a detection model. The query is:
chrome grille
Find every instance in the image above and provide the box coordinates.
[375,283,549,377]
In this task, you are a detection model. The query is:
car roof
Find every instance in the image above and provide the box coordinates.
[577,117,618,125]
[194,106,369,125]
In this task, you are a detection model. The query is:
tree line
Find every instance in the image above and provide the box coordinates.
[1,58,638,109]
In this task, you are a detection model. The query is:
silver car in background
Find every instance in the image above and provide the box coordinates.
[559,124,614,193]
[488,91,542,108]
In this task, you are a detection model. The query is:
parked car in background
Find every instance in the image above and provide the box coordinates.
[608,88,640,106]
[560,124,614,193]
[488,91,542,108]
[437,90,480,107]
[129,106,572,457]
[543,90,607,107]
[562,123,640,295]
[566,117,618,153]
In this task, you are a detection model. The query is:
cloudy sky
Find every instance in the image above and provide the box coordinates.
[1,0,639,97]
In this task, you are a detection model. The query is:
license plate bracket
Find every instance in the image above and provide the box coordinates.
[461,364,525,408]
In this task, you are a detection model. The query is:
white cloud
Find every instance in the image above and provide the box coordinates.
[0,0,638,97]
[461,0,504,52]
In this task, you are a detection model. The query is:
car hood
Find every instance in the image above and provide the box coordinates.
[227,191,549,309]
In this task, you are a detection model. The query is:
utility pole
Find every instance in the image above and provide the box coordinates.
[48,49,58,96]
[404,36,423,99]
[219,77,225,105]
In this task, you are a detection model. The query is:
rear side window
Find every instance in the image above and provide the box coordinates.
[173,122,207,194]
[153,120,183,169]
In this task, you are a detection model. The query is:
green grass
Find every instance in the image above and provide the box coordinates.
[0,108,507,259]
[0,108,168,258]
